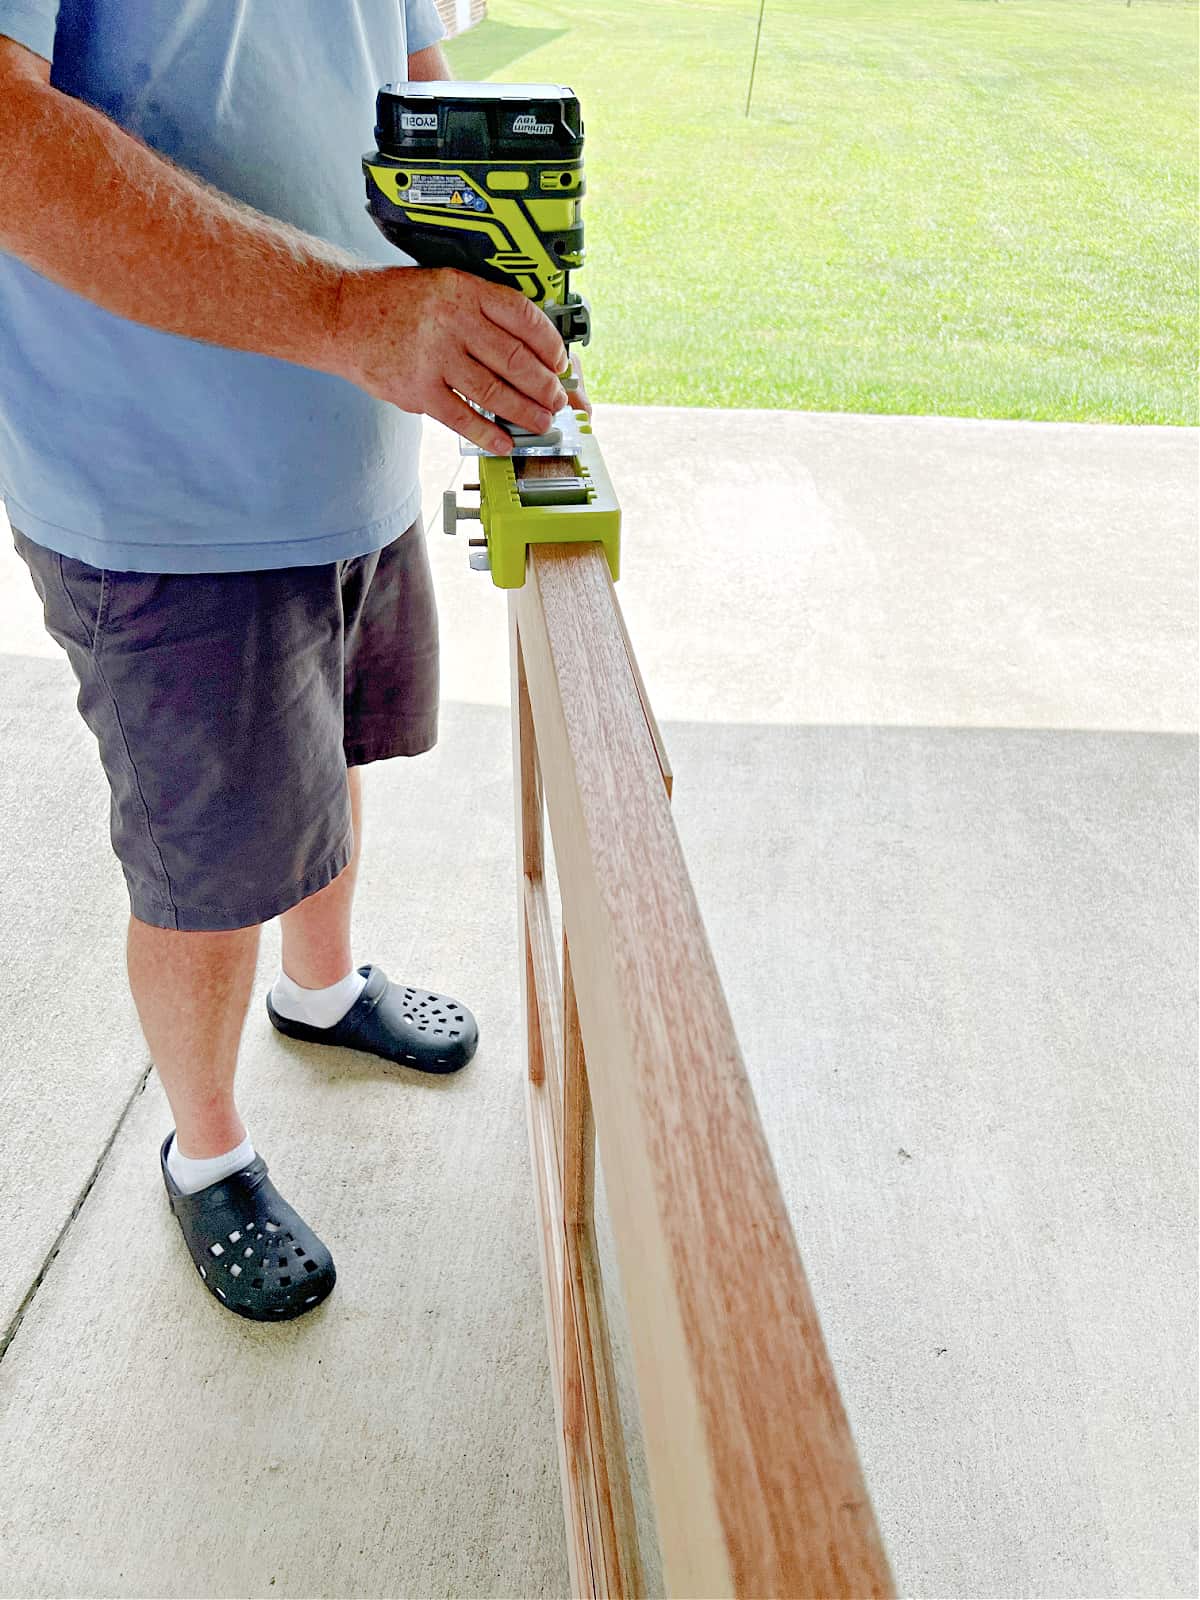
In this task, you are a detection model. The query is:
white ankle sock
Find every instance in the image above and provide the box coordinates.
[168,1131,255,1196]
[270,966,368,1030]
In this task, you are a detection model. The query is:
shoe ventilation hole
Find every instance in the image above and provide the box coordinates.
[199,1219,328,1303]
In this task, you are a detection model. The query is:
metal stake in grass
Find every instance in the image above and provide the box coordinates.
[744,0,767,117]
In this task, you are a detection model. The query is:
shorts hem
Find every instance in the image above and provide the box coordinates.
[125,828,356,933]
[345,718,438,768]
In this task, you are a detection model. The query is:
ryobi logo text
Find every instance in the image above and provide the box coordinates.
[400,112,438,131]
[512,113,553,135]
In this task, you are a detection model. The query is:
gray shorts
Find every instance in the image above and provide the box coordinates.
[12,519,439,933]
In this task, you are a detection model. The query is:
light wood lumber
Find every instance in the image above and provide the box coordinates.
[513,615,585,1595]
[524,874,564,1147]
[513,457,671,794]
[562,937,595,1227]
[514,542,894,1598]
[564,934,645,1595]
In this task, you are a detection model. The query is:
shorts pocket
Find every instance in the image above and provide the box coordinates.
[56,553,111,654]
[9,528,109,656]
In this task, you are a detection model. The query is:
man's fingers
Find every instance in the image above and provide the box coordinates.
[478,281,568,375]
[431,386,513,455]
[468,320,570,415]
[451,354,557,436]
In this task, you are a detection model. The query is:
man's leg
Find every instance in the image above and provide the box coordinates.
[128,900,339,1321]
[127,767,362,1156]
[278,765,363,988]
[126,917,258,1158]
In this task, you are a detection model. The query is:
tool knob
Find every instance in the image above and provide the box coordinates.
[442,488,481,537]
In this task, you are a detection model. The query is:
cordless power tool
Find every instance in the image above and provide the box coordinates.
[363,81,620,588]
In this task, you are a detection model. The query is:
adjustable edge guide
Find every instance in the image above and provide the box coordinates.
[443,410,620,589]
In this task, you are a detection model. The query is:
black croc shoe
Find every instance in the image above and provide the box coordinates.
[266,964,479,1075]
[160,1133,336,1322]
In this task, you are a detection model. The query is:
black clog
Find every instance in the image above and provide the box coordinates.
[160,1133,336,1321]
[266,964,479,1074]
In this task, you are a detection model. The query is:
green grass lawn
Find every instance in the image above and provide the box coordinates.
[446,0,1198,422]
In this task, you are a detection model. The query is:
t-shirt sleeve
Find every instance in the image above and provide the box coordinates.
[0,0,58,61]
[405,0,447,56]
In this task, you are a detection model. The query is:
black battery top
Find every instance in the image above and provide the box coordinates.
[374,81,583,162]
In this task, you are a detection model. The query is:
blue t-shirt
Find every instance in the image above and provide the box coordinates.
[0,1,446,572]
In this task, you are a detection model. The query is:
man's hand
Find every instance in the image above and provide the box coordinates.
[328,265,571,455]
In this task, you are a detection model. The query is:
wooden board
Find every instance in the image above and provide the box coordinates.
[511,540,893,1597]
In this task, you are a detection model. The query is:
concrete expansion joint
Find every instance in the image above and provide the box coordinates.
[0,1063,153,1365]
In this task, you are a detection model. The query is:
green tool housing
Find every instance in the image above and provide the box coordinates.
[476,425,620,589]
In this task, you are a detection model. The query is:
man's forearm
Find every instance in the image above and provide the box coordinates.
[0,35,572,452]
[0,38,350,375]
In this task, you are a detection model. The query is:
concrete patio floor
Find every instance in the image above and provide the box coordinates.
[0,407,1195,1599]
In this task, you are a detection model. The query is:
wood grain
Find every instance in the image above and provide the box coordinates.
[567,1215,646,1595]
[514,591,648,1598]
[564,933,645,1595]
[562,937,594,1228]
[516,455,672,795]
[514,615,588,1594]
[516,454,579,480]
[525,874,564,1146]
[513,542,895,1598]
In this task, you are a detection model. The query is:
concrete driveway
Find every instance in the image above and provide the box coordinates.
[0,408,1195,1598]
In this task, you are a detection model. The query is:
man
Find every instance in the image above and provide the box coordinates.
[0,3,576,1322]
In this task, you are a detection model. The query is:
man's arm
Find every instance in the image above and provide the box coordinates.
[408,41,453,82]
[0,35,568,453]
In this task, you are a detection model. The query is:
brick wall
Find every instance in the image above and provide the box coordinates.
[434,0,487,37]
